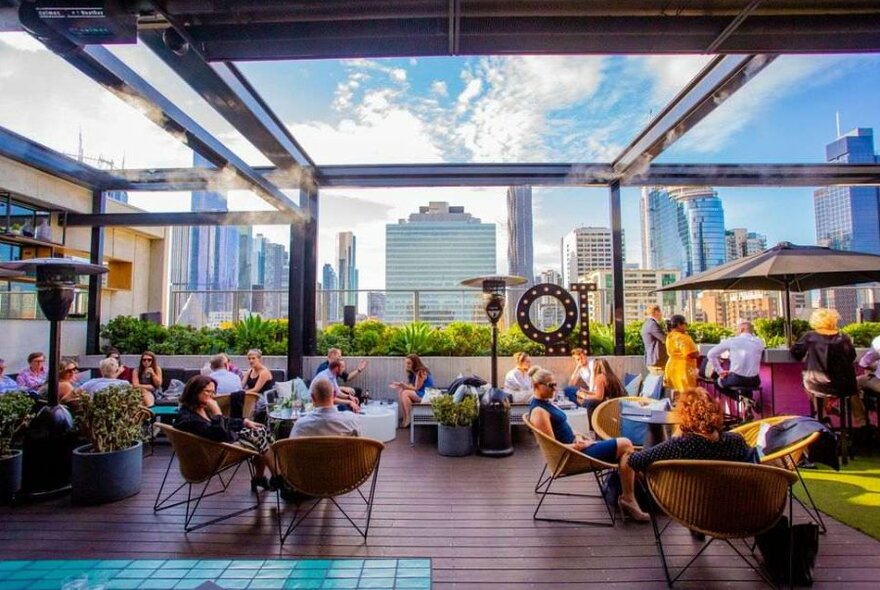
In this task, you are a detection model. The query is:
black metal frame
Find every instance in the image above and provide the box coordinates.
[649,483,795,589]
[153,450,259,533]
[275,455,382,544]
[531,460,618,527]
[785,457,828,535]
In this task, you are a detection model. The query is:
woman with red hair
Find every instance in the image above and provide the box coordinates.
[627,387,752,472]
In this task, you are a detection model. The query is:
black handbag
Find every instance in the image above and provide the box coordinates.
[755,515,820,586]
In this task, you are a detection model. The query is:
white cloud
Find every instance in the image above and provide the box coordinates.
[390,68,407,82]
[431,80,448,96]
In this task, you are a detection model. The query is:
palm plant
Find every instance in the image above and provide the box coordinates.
[388,322,436,355]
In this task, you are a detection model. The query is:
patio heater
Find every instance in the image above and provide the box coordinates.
[0,257,108,495]
[461,275,527,457]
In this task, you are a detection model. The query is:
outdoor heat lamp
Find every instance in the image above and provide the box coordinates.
[461,275,527,388]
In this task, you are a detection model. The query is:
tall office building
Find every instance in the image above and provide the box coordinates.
[506,186,535,284]
[561,227,624,288]
[586,268,683,324]
[640,186,726,276]
[814,128,880,322]
[385,201,496,325]
[539,269,562,286]
[337,231,358,315]
[726,228,767,260]
[321,264,339,323]
[367,292,387,320]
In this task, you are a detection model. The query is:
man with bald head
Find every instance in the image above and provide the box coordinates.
[291,378,360,438]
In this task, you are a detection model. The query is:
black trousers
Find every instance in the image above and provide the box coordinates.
[717,373,761,399]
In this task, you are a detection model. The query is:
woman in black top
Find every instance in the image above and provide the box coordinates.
[790,307,857,418]
[627,387,751,472]
[175,375,279,491]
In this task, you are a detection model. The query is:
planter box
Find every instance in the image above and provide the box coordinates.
[72,441,142,505]
[438,424,473,457]
[0,450,22,504]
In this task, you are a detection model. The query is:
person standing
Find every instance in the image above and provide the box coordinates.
[664,315,700,395]
[641,305,668,371]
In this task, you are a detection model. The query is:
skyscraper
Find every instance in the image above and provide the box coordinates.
[506,186,534,284]
[814,128,880,322]
[385,201,496,325]
[640,186,726,276]
[337,231,358,315]
[560,227,624,287]
[322,263,339,323]
[726,228,767,261]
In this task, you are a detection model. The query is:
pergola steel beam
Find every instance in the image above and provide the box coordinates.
[24,28,304,217]
[0,125,123,191]
[66,211,298,227]
[612,54,777,182]
[138,28,316,173]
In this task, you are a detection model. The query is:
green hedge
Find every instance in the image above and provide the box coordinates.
[101,315,880,357]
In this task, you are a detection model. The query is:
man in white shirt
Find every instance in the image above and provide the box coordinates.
[707,319,765,397]
[311,360,360,412]
[291,379,360,437]
[207,354,243,394]
[78,358,130,395]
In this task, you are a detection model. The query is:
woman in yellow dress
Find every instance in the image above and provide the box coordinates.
[665,314,700,394]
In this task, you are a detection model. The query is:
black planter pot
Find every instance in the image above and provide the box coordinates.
[71,441,143,505]
[0,450,23,504]
[437,425,474,457]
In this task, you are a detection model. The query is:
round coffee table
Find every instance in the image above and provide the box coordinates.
[359,403,398,442]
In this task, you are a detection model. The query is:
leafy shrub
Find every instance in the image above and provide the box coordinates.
[497,324,545,356]
[431,394,479,427]
[101,316,167,354]
[72,385,145,453]
[442,322,491,356]
[842,322,880,347]
[687,322,733,344]
[0,392,34,457]
[317,323,355,355]
[754,318,811,345]
[388,322,438,356]
[624,321,646,356]
[353,320,392,356]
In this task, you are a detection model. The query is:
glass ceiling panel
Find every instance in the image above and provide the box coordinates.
[107,44,272,168]
[237,55,711,165]
[656,54,880,165]
[0,32,193,170]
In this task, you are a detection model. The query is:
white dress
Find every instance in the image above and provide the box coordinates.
[504,368,533,403]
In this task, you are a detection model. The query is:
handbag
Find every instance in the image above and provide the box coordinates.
[755,515,819,586]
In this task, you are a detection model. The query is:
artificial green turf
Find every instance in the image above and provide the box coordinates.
[795,455,880,540]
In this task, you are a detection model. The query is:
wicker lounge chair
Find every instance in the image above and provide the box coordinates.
[272,436,384,543]
[522,413,618,526]
[646,459,797,588]
[215,392,260,419]
[590,396,650,443]
[732,415,827,533]
[153,423,260,532]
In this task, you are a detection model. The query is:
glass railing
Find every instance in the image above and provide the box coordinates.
[0,289,89,320]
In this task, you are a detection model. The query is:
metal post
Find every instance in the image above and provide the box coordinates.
[86,190,105,354]
[609,180,625,355]
[46,319,61,406]
[413,291,420,322]
[287,222,305,378]
[491,324,498,388]
[784,280,793,348]
[302,187,319,355]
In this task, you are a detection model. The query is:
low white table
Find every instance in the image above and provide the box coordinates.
[359,402,398,442]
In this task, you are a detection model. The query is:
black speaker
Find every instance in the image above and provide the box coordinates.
[344,305,356,328]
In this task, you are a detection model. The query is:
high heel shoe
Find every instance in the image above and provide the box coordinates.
[618,497,650,522]
[250,475,271,492]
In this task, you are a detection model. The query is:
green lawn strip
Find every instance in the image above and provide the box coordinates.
[794,455,880,540]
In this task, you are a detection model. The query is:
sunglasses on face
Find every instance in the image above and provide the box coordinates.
[142,358,153,363]
[543,381,557,389]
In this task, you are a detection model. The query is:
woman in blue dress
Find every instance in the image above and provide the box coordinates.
[391,354,434,428]
[528,368,649,522]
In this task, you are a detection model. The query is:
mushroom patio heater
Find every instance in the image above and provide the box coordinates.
[0,257,108,495]
[461,275,527,457]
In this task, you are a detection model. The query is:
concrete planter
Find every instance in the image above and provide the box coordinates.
[72,441,143,505]
[0,450,22,504]
[437,425,474,457]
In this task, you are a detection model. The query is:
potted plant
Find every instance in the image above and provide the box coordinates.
[70,384,146,504]
[0,392,35,503]
[432,394,479,457]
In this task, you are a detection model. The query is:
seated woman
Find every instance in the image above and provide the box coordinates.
[576,358,625,420]
[504,351,533,403]
[627,387,752,473]
[528,368,648,522]
[174,375,279,491]
[131,351,162,407]
[242,348,275,421]
[391,354,434,428]
[58,359,80,404]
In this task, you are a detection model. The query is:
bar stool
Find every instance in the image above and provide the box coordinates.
[815,393,855,466]
[718,384,762,425]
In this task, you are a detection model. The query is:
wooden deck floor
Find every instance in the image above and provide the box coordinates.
[2,431,879,589]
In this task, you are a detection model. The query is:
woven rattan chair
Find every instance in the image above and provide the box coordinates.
[590,396,649,442]
[732,416,826,533]
[646,460,797,588]
[153,423,260,532]
[272,436,384,543]
[215,392,260,418]
[522,413,618,526]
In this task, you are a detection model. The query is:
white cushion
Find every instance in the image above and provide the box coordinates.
[274,379,293,400]
[421,387,443,403]
[624,373,644,396]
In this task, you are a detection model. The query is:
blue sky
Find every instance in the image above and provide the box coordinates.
[1,32,879,290]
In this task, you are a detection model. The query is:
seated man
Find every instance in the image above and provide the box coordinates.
[312,359,360,412]
[291,379,360,437]
[78,357,131,396]
[0,358,19,393]
[706,319,765,398]
[563,347,594,406]
[207,353,244,394]
[315,347,368,402]
[16,351,48,394]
